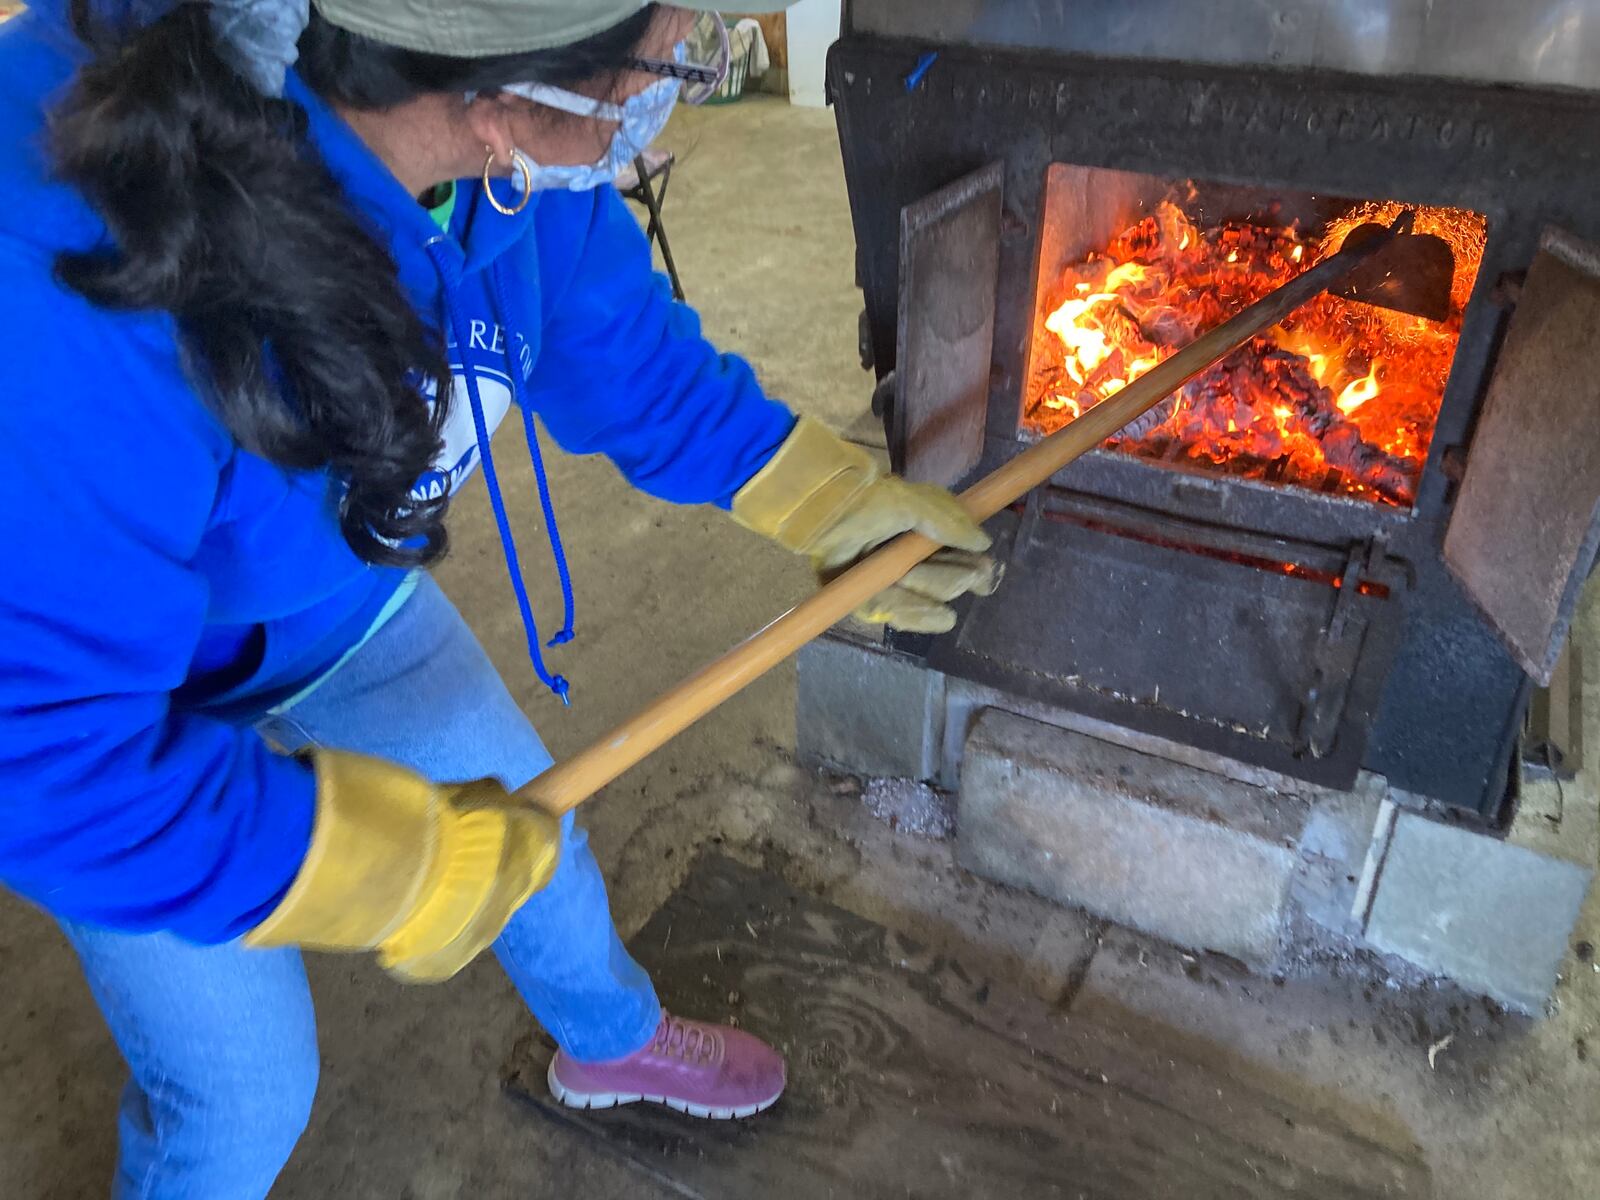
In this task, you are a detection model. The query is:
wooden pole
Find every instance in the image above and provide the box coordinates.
[515,229,1397,816]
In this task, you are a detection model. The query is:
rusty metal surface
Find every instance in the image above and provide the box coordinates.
[893,162,1003,485]
[1444,228,1600,686]
[1326,217,1455,322]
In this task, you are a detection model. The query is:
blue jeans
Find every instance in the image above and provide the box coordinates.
[59,577,661,1200]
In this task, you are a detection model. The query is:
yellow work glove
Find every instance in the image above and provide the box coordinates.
[246,750,560,984]
[733,416,1001,633]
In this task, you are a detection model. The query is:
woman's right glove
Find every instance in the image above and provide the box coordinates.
[732,416,1001,633]
[246,750,560,984]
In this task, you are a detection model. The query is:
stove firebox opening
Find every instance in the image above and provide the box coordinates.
[1023,165,1486,509]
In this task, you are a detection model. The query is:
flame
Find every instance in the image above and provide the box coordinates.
[1027,193,1485,507]
[1336,363,1382,414]
[1042,393,1082,419]
[1105,262,1148,289]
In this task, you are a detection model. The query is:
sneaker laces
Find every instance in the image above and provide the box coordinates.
[650,1015,722,1067]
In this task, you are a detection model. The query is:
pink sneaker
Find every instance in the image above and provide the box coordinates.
[548,1012,786,1120]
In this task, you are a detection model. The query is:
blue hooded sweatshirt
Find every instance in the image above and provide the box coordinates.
[0,3,795,941]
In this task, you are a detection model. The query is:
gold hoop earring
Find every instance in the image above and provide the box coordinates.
[483,146,532,216]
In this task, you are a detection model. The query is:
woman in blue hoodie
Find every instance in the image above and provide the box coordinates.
[0,0,998,1193]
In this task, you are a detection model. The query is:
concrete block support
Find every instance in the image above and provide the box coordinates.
[1363,810,1593,1013]
[797,638,1594,1010]
[958,709,1307,966]
[1290,784,1387,941]
[796,630,945,780]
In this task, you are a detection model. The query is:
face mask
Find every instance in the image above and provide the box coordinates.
[500,51,684,193]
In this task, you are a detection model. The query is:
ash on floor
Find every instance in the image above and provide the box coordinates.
[860,777,954,839]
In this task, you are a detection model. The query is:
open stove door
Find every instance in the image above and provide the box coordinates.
[1444,229,1600,686]
[892,162,1003,485]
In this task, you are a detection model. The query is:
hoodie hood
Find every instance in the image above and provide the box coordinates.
[0,5,109,253]
[279,69,543,313]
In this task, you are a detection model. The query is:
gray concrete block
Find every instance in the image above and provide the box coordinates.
[958,709,1306,966]
[1290,784,1386,939]
[939,676,1323,795]
[796,631,945,780]
[1364,811,1593,1013]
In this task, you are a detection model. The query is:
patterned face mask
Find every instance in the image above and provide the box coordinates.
[496,14,730,194]
[500,69,684,192]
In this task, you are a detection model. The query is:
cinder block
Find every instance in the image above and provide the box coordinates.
[959,709,1305,966]
[1364,811,1593,1013]
[796,631,945,780]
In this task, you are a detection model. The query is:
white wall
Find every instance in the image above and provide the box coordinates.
[785,0,840,108]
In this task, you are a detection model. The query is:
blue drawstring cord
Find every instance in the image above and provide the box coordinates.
[493,262,576,647]
[425,238,573,705]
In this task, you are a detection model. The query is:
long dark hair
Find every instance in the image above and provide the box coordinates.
[50,2,655,566]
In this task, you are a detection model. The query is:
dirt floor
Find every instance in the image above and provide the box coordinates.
[1,95,1596,1199]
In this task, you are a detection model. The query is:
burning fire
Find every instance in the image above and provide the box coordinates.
[1027,194,1486,506]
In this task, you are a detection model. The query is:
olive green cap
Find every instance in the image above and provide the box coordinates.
[312,0,800,58]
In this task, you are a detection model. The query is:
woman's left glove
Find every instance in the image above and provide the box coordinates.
[733,416,1002,633]
[245,750,560,984]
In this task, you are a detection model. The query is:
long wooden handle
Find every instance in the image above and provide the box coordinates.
[515,233,1390,816]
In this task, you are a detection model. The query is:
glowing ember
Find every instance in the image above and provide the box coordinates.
[1025,194,1486,506]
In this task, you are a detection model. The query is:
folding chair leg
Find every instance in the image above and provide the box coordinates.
[633,154,686,302]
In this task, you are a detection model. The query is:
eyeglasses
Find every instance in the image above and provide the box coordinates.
[626,11,730,106]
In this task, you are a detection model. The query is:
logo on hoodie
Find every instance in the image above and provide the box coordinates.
[411,365,513,502]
